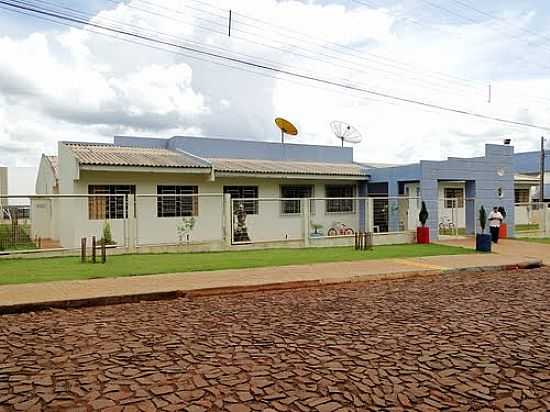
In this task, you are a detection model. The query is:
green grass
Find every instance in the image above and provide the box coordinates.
[0,224,36,251]
[514,223,540,232]
[0,244,475,285]
[516,237,550,244]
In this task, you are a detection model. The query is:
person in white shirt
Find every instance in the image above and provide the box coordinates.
[488,206,504,243]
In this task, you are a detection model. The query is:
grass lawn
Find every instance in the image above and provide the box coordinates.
[516,238,550,244]
[0,224,36,251]
[514,224,540,232]
[0,244,475,285]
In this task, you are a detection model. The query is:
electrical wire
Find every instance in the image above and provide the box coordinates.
[1,0,549,132]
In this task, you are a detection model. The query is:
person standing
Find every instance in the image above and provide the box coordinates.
[488,206,504,243]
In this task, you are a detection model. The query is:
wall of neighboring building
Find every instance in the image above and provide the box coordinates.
[0,167,6,208]
[31,156,59,242]
[369,144,515,239]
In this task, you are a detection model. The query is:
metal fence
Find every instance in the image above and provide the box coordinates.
[1,194,548,255]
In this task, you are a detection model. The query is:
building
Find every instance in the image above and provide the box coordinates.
[0,166,6,209]
[31,135,546,251]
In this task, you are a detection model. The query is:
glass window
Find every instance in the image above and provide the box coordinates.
[224,186,258,214]
[88,185,135,220]
[280,185,313,214]
[157,186,198,217]
[515,189,530,203]
[326,185,355,213]
[444,188,464,208]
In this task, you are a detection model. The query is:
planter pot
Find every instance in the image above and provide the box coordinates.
[499,223,507,239]
[476,233,492,252]
[416,227,430,244]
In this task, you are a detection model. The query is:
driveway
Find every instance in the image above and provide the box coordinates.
[0,267,549,411]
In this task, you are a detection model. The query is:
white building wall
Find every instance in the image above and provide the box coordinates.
[0,167,6,208]
[50,166,361,248]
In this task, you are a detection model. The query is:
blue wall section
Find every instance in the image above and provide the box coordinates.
[115,135,354,164]
[513,150,549,174]
[366,144,515,239]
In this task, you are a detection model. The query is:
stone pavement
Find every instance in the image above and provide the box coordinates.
[0,267,549,411]
[0,250,539,313]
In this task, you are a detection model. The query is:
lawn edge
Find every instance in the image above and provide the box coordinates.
[0,259,541,315]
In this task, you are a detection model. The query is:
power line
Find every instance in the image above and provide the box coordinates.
[2,0,550,132]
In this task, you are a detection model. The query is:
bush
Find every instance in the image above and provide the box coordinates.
[100,221,115,245]
[479,206,487,233]
[419,201,429,227]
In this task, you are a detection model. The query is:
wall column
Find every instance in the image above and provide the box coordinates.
[127,194,137,253]
[303,198,311,247]
[465,180,476,235]
[223,193,232,247]
[358,181,368,232]
[420,179,438,240]
[388,180,400,232]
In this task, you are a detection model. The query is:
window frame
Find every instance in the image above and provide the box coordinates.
[224,186,259,215]
[88,185,136,220]
[157,185,199,218]
[325,184,356,214]
[280,185,313,215]
[443,188,464,209]
[515,188,530,204]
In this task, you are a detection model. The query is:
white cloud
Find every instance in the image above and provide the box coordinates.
[0,0,549,178]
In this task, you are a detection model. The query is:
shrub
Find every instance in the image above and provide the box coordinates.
[101,221,114,245]
[479,206,487,233]
[419,201,429,227]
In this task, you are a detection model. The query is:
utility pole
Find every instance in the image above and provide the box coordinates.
[541,136,546,204]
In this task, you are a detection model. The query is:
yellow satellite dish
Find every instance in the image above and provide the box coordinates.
[275,117,298,144]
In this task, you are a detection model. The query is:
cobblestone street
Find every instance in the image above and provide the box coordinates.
[0,268,549,411]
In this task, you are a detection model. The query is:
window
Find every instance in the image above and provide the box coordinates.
[224,186,258,214]
[444,188,464,208]
[157,186,198,217]
[325,185,355,213]
[88,185,135,220]
[280,185,313,214]
[515,189,530,204]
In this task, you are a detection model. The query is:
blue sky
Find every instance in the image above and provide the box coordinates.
[1,0,550,190]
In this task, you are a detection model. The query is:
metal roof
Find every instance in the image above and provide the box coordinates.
[208,158,368,177]
[65,143,211,169]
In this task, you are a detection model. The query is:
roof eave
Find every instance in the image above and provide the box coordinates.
[79,164,212,174]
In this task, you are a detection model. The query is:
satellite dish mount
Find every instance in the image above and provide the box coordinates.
[275,117,298,144]
[330,121,363,147]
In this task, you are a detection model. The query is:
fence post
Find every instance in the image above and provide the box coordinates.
[366,198,374,233]
[223,193,232,248]
[303,198,310,247]
[81,237,87,263]
[92,236,96,263]
[127,194,137,253]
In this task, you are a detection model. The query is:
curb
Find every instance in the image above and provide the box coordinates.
[0,260,543,315]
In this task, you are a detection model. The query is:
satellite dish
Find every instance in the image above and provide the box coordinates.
[330,120,362,147]
[275,117,298,144]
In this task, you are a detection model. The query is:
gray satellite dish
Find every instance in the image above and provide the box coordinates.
[330,121,362,147]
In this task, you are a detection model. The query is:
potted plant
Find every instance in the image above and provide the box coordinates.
[498,206,507,239]
[177,217,196,245]
[310,221,323,238]
[417,201,430,244]
[476,206,492,252]
[99,221,116,246]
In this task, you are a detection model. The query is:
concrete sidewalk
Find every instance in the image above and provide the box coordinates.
[0,250,541,314]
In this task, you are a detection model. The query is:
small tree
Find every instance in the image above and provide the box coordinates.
[101,221,113,245]
[419,201,429,227]
[479,206,487,233]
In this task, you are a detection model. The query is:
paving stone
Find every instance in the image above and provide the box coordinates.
[0,267,549,410]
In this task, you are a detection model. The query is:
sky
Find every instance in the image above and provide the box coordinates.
[1,0,550,192]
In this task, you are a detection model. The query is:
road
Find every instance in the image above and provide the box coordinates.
[0,267,549,411]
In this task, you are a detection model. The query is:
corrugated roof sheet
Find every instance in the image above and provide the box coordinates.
[46,155,59,179]
[208,158,368,177]
[66,143,211,169]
